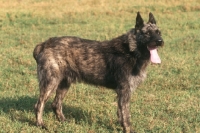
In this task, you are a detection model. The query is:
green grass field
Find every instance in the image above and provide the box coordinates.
[0,0,200,132]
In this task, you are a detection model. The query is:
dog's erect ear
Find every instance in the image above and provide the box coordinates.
[135,12,144,30]
[148,12,156,24]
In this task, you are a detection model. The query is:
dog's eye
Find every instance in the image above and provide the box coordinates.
[156,30,161,35]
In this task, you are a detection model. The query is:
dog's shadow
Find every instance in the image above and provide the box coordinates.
[0,96,116,131]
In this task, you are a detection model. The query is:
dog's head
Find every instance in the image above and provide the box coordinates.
[134,12,164,50]
[127,12,164,63]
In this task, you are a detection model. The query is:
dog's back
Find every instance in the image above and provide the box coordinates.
[33,35,141,89]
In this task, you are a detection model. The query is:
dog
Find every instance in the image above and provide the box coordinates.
[33,12,164,133]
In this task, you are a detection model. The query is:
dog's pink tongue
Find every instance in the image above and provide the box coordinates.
[150,49,161,64]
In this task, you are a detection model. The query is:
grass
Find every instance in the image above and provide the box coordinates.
[0,0,200,132]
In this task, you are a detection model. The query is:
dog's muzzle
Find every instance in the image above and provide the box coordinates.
[156,40,164,46]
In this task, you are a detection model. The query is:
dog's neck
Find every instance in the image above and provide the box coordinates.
[106,31,151,62]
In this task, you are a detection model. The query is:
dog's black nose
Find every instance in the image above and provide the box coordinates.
[156,40,163,46]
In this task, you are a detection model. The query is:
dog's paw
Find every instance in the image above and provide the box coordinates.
[36,122,48,131]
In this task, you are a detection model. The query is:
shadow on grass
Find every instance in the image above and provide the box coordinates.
[0,96,116,131]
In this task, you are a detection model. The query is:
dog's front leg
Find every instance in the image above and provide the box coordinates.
[117,85,135,133]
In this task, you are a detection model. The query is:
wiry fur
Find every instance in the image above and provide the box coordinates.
[33,12,164,133]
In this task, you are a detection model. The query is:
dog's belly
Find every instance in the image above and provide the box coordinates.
[76,59,118,88]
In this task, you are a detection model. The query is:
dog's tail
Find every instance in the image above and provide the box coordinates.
[33,43,43,62]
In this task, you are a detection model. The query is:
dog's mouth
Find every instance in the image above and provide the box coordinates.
[148,47,161,64]
[147,45,158,50]
[147,39,164,64]
[147,46,162,64]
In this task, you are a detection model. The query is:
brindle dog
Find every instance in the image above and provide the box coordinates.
[33,12,164,133]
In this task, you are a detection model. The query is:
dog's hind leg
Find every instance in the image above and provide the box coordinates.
[116,84,135,133]
[34,59,61,129]
[34,77,60,129]
[51,80,70,122]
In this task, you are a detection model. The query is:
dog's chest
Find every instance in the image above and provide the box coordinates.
[128,71,147,92]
